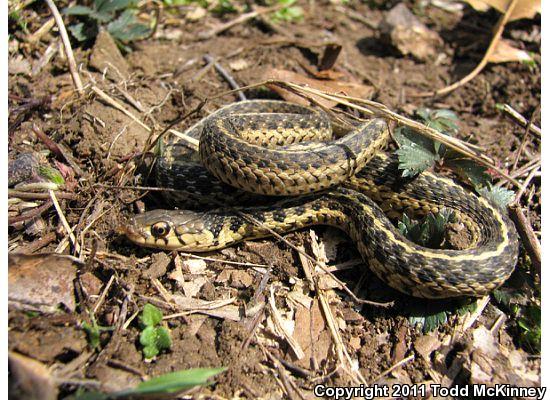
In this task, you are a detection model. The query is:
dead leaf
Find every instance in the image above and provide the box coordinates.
[186,7,206,21]
[488,39,533,63]
[9,55,31,76]
[229,59,250,71]
[182,258,207,274]
[263,68,374,109]
[9,352,58,400]
[172,295,240,321]
[292,300,330,367]
[462,0,540,21]
[9,253,78,312]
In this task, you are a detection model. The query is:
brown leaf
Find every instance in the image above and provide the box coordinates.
[462,0,540,21]
[263,68,374,109]
[488,39,533,63]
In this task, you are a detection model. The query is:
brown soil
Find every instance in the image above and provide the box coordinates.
[8,1,541,398]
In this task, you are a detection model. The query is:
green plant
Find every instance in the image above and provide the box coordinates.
[270,0,303,23]
[63,0,151,47]
[516,304,541,353]
[408,298,478,333]
[398,208,456,249]
[394,108,514,210]
[9,10,29,33]
[139,303,171,359]
[71,367,227,399]
[82,318,114,349]
[493,290,541,354]
[38,165,65,186]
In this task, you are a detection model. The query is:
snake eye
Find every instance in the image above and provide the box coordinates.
[151,221,171,238]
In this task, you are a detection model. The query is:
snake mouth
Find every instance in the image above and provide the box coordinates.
[120,218,150,245]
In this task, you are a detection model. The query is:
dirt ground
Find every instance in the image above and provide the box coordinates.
[8,1,541,398]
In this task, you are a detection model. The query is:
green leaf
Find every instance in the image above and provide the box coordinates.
[142,344,160,359]
[455,298,478,316]
[409,310,447,333]
[396,143,437,177]
[37,165,65,185]
[107,9,151,43]
[271,0,304,22]
[68,22,99,42]
[130,367,227,395]
[477,185,515,210]
[140,326,159,347]
[140,326,171,359]
[82,321,101,349]
[212,0,237,14]
[446,158,491,189]
[399,209,455,249]
[95,0,136,14]
[89,11,115,23]
[71,367,227,399]
[394,127,437,177]
[492,289,512,307]
[417,107,459,136]
[155,326,172,349]
[69,390,109,400]
[140,303,163,327]
[63,5,95,16]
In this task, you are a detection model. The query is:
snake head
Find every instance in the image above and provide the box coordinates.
[123,209,217,251]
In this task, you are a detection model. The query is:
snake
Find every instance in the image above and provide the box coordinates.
[124,100,519,299]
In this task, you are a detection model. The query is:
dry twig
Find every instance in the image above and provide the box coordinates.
[501,104,541,137]
[44,0,84,93]
[414,0,519,97]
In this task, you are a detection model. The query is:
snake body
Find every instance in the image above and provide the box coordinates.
[125,100,519,298]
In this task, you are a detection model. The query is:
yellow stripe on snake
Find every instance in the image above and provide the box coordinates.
[124,100,518,299]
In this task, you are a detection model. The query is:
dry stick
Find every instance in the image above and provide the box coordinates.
[44,0,84,93]
[9,190,78,200]
[203,54,247,101]
[261,347,304,400]
[8,199,53,225]
[415,0,519,97]
[316,279,367,386]
[17,232,57,254]
[514,165,540,204]
[501,104,541,137]
[512,105,539,171]
[49,189,81,254]
[509,204,541,276]
[27,16,55,43]
[197,4,288,40]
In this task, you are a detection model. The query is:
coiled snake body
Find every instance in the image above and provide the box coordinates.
[124,101,518,298]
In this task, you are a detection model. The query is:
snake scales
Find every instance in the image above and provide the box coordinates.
[124,100,518,298]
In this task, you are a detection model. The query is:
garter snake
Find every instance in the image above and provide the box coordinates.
[124,100,519,298]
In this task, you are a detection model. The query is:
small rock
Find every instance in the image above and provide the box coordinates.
[380,3,443,62]
[143,253,171,279]
[8,153,39,187]
[79,272,103,297]
[229,270,253,289]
